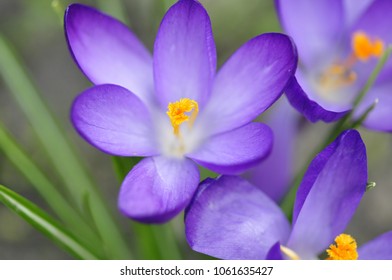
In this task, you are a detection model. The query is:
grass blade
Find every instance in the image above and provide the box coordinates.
[0,121,103,251]
[0,34,131,259]
[0,185,99,260]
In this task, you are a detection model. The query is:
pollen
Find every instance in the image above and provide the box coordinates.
[317,31,384,93]
[319,64,357,91]
[326,233,358,260]
[166,98,199,136]
[352,31,384,62]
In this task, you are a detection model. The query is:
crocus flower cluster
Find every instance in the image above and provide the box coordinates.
[185,130,392,260]
[277,0,392,131]
[64,0,392,261]
[65,0,297,223]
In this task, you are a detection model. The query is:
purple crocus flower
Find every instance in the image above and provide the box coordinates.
[276,0,392,132]
[64,0,297,223]
[186,130,392,260]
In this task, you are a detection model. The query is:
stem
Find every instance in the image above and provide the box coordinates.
[152,222,182,260]
[280,163,308,220]
[351,99,378,129]
[131,222,163,259]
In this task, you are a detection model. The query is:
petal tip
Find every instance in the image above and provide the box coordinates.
[117,157,200,224]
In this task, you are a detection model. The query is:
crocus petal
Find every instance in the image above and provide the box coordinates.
[201,33,297,134]
[291,132,339,224]
[185,176,291,260]
[355,83,392,132]
[71,84,158,156]
[118,156,200,223]
[153,0,216,109]
[65,4,154,106]
[276,0,344,68]
[266,242,284,260]
[358,231,392,260]
[351,0,392,44]
[343,0,373,26]
[350,0,392,84]
[243,97,299,203]
[187,122,273,175]
[287,130,367,259]
[285,77,350,123]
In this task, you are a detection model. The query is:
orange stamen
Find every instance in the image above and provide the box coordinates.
[326,233,358,260]
[166,98,199,136]
[352,31,384,62]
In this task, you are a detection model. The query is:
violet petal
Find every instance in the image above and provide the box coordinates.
[202,33,297,134]
[71,84,158,156]
[65,4,154,106]
[355,82,392,132]
[350,0,392,90]
[285,77,350,123]
[343,0,373,26]
[118,156,200,223]
[153,0,216,109]
[266,242,285,260]
[287,130,367,259]
[276,0,344,68]
[187,122,273,175]
[358,231,392,260]
[244,97,299,203]
[185,176,291,260]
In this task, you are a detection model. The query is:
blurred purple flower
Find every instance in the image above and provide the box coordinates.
[276,0,392,132]
[242,96,300,203]
[64,0,297,223]
[186,130,392,260]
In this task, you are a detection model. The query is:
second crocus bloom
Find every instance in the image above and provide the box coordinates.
[65,0,297,223]
[185,130,392,260]
[276,0,392,131]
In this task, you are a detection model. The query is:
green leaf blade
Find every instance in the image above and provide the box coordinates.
[0,33,131,259]
[0,185,100,260]
[0,122,103,250]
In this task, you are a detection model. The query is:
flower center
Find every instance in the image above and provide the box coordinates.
[162,98,201,157]
[318,31,384,93]
[166,98,199,137]
[326,233,358,260]
[280,233,358,260]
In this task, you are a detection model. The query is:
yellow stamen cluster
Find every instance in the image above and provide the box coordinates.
[326,233,358,260]
[166,98,199,136]
[318,31,384,93]
[319,64,357,91]
[352,31,384,62]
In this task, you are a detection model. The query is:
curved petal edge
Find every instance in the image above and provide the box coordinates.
[118,156,200,223]
[285,77,349,123]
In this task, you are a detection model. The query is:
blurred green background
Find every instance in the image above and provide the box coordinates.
[0,0,391,259]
